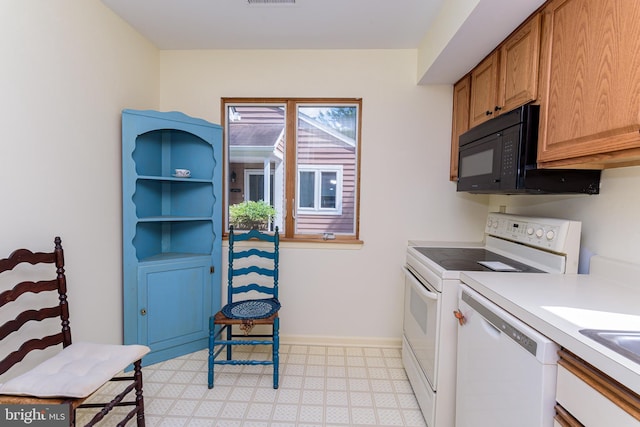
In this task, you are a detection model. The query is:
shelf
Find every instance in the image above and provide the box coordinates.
[133,129,215,180]
[134,221,213,261]
[137,216,213,222]
[138,175,212,183]
[134,180,214,218]
[139,252,211,264]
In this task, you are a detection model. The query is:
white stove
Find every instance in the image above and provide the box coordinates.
[402,213,582,427]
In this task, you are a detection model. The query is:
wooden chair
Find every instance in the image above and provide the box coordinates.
[0,237,150,426]
[208,226,280,389]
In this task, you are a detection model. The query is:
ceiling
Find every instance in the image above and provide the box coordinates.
[100,0,546,83]
[100,0,445,50]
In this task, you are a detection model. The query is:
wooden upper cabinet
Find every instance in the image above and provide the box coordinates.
[452,13,542,180]
[450,74,471,181]
[469,52,499,128]
[468,13,542,128]
[500,13,541,113]
[537,0,640,168]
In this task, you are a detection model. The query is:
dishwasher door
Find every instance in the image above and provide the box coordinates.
[455,284,559,427]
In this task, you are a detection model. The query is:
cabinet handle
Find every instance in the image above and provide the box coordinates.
[140,308,147,316]
[485,110,493,116]
[453,310,466,326]
[494,106,502,112]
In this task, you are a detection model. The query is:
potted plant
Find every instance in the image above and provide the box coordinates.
[229,200,276,230]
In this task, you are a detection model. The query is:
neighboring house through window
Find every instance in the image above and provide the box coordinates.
[223,98,361,241]
[298,165,343,215]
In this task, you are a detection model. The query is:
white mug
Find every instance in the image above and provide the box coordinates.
[174,168,191,177]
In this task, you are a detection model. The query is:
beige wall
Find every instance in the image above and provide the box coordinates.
[417,0,480,83]
[0,0,159,349]
[158,49,490,344]
[489,166,640,269]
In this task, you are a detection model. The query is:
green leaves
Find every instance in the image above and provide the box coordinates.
[229,201,276,230]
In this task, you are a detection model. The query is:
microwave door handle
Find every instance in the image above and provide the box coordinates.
[404,268,438,301]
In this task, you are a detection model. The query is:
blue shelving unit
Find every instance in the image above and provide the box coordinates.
[122,110,222,366]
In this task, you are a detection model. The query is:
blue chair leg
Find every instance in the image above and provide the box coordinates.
[226,322,232,360]
[273,316,280,389]
[208,317,215,389]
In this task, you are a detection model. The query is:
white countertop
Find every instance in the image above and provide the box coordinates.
[460,259,640,395]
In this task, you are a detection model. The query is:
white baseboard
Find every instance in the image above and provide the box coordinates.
[280,334,401,349]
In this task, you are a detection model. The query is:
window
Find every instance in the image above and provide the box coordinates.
[298,165,342,214]
[245,169,274,203]
[223,98,361,241]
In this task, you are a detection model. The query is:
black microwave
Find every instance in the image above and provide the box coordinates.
[456,104,601,194]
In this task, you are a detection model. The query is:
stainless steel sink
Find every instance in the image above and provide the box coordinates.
[580,329,640,364]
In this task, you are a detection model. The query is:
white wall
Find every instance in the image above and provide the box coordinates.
[417,0,545,84]
[158,49,490,345]
[0,0,159,348]
[489,166,640,268]
[417,0,480,83]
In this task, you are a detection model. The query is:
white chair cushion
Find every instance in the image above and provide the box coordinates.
[0,341,150,398]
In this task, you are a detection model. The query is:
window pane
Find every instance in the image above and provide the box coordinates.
[320,171,337,208]
[226,105,285,232]
[296,106,357,235]
[299,171,315,208]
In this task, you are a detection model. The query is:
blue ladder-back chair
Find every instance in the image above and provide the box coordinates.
[208,226,281,389]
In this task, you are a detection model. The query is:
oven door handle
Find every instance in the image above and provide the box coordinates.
[404,267,438,300]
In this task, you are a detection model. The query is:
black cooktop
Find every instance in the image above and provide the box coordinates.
[413,247,544,273]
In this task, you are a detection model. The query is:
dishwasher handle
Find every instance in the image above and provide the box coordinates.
[453,310,466,326]
[461,288,539,357]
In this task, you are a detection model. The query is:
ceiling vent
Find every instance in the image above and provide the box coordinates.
[247,0,295,4]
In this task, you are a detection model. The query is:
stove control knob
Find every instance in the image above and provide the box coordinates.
[493,221,499,229]
[546,230,555,240]
[526,227,534,236]
[535,228,544,238]
[487,219,493,228]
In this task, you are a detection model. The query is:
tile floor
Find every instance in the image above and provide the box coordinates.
[77,344,427,426]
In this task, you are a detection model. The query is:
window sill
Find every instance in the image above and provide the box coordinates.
[280,238,363,250]
[222,238,363,250]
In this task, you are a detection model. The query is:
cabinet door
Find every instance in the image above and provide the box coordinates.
[500,13,541,113]
[469,51,500,128]
[554,404,584,427]
[137,258,212,366]
[557,350,640,426]
[538,0,640,168]
[450,74,471,181]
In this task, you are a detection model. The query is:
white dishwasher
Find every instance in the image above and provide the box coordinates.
[455,285,559,427]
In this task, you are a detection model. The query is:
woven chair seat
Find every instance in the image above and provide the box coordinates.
[221,298,280,320]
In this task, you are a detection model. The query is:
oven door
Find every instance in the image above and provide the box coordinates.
[403,266,440,390]
[457,132,502,192]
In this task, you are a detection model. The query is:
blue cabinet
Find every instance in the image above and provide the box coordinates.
[122,109,222,365]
